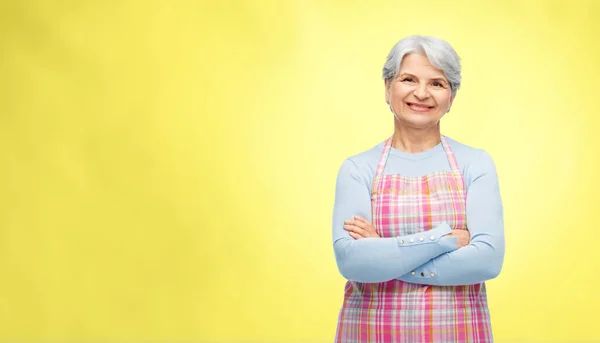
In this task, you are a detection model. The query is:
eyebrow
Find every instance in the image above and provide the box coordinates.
[398,72,448,82]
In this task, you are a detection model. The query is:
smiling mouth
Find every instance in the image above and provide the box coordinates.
[407,103,434,111]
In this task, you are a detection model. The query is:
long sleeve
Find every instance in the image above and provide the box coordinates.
[332,159,458,283]
[396,150,505,286]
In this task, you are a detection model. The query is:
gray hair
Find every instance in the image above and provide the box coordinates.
[382,35,462,96]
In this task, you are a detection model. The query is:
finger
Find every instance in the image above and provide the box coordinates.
[354,217,377,232]
[349,232,362,240]
[354,219,374,231]
[345,220,364,229]
[344,224,364,233]
[355,220,377,235]
[352,220,367,230]
[354,216,369,223]
[344,225,368,237]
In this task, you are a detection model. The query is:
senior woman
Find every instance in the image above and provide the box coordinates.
[331,35,505,343]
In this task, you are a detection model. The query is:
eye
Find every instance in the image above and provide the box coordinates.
[400,77,415,83]
[432,81,445,88]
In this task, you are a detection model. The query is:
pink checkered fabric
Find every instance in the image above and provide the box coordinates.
[334,135,493,343]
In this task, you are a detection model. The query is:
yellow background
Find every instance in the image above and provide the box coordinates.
[1,0,599,342]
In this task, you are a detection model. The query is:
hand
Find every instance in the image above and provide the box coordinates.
[446,229,470,248]
[343,216,380,239]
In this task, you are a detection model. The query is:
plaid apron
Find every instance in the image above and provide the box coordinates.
[334,135,493,343]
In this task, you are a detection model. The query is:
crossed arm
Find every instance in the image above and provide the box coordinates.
[332,151,504,285]
[396,151,505,285]
[332,159,458,283]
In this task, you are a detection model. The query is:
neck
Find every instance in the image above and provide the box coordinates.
[392,122,441,153]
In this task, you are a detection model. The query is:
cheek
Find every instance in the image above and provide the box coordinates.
[390,85,411,100]
[436,91,452,105]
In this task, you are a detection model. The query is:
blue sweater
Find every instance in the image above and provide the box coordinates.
[332,136,505,285]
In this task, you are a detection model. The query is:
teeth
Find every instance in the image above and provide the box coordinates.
[409,104,429,110]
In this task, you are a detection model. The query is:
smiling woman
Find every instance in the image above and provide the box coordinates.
[388,54,455,126]
[332,35,505,343]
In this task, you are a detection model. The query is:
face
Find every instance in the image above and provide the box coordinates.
[385,53,454,129]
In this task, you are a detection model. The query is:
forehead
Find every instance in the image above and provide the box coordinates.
[399,53,446,79]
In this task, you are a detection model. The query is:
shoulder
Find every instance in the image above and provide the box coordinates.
[336,141,384,184]
[444,136,499,186]
[346,140,384,164]
[445,136,483,162]
[445,136,496,166]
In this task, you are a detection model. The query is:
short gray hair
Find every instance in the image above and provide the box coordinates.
[382,35,462,96]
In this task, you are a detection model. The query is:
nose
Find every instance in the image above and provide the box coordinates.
[413,84,429,100]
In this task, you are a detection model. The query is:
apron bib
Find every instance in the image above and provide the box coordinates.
[334,135,493,343]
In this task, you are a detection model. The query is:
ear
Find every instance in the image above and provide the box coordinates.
[384,79,391,104]
[448,94,455,112]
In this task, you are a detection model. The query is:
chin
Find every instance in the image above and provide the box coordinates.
[398,114,440,128]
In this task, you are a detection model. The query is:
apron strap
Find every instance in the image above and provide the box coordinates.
[371,134,461,198]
